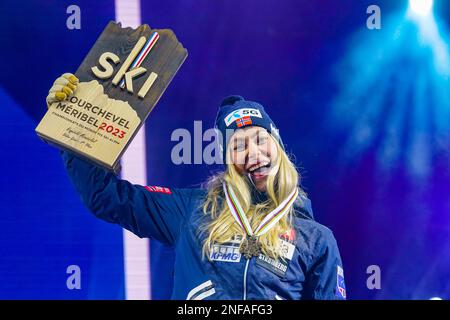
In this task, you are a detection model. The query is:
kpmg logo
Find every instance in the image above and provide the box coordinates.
[210,244,242,263]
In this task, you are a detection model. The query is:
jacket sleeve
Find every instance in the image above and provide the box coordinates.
[305,227,347,300]
[60,150,199,245]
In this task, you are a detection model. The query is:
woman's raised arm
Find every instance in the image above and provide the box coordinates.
[48,73,199,245]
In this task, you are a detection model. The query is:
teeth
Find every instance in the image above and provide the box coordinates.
[248,162,269,172]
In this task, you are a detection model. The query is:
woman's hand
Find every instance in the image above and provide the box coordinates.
[46,73,79,108]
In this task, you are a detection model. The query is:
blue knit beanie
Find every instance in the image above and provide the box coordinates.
[214,95,284,163]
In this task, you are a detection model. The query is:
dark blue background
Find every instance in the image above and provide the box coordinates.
[0,0,449,299]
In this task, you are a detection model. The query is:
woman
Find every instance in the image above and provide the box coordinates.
[47,73,346,300]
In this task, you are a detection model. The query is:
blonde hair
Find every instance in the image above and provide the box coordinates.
[201,137,302,260]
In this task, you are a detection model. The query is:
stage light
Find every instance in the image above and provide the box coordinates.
[429,297,443,300]
[328,10,449,180]
[409,0,433,16]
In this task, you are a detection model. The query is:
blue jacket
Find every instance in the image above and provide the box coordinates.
[61,150,346,300]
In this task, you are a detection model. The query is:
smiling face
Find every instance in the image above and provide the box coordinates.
[227,126,279,192]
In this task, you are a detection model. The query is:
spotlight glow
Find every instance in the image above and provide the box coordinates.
[409,0,433,16]
[329,12,450,180]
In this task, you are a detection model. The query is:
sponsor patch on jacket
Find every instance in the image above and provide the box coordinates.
[279,238,295,260]
[210,243,241,263]
[256,254,289,277]
[145,185,172,194]
[335,265,347,299]
[256,239,295,277]
[224,108,262,126]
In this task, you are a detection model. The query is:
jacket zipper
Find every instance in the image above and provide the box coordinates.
[243,259,250,300]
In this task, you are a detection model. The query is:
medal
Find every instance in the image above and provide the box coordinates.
[222,182,299,259]
[240,235,263,259]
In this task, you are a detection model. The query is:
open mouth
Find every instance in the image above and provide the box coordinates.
[247,161,271,177]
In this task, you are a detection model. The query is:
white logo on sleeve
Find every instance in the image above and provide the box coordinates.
[336,265,347,299]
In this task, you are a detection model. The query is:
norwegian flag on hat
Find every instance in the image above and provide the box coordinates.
[236,116,252,128]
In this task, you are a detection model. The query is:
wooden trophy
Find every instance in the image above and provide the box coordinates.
[36,21,188,171]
